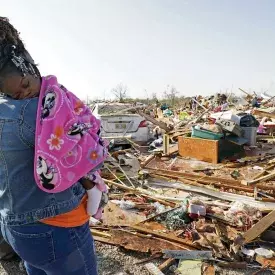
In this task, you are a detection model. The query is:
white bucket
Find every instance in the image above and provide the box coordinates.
[242,127,257,146]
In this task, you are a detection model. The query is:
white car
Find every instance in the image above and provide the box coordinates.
[91,103,150,144]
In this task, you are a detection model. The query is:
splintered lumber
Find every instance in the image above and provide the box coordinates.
[145,180,275,211]
[158,258,176,272]
[90,229,111,238]
[192,108,211,124]
[151,171,254,193]
[243,170,275,185]
[103,178,176,207]
[145,263,165,275]
[92,235,117,246]
[253,109,275,119]
[104,178,135,192]
[239,88,252,96]
[147,168,240,185]
[253,170,268,180]
[216,261,247,269]
[243,209,275,244]
[140,194,176,207]
[131,225,198,250]
[147,167,275,191]
[138,111,172,132]
[141,155,155,168]
[178,137,219,164]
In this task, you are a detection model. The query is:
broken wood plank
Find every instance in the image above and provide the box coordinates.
[92,235,117,246]
[148,167,275,191]
[253,109,275,119]
[178,137,219,164]
[147,168,240,185]
[163,250,212,260]
[243,170,275,185]
[131,225,198,250]
[252,170,268,180]
[104,178,176,207]
[158,258,176,272]
[145,180,275,211]
[110,229,186,253]
[138,111,172,132]
[141,155,155,168]
[243,209,275,243]
[145,263,165,275]
[216,261,247,269]
[90,229,111,238]
[239,88,252,96]
[140,194,176,207]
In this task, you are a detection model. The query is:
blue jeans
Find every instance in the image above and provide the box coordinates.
[1,222,98,275]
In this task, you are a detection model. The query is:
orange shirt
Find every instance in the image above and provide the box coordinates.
[41,195,89,227]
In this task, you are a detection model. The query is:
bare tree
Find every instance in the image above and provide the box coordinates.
[112,83,128,102]
[150,92,158,104]
[163,85,179,106]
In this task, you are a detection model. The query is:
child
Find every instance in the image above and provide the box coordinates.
[34,74,109,219]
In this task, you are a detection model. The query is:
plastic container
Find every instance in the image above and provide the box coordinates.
[192,126,223,140]
[210,111,240,124]
[87,186,102,216]
[242,127,257,146]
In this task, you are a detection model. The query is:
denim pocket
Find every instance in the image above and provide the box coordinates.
[8,225,55,266]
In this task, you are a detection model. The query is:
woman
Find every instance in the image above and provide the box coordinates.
[0,17,98,274]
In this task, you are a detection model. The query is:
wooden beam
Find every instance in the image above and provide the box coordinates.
[253,109,275,119]
[243,209,275,243]
[131,225,197,250]
[138,111,172,132]
[103,178,176,207]
[150,171,254,193]
[158,258,176,272]
[147,167,275,191]
[141,155,155,168]
[147,168,240,185]
[145,263,165,275]
[243,171,275,185]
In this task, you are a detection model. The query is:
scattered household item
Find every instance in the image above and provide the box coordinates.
[254,248,273,259]
[192,125,224,140]
[242,127,257,146]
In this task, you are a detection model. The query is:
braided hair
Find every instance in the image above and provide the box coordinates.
[0,17,40,79]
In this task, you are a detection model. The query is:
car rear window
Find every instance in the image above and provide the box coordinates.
[98,104,132,115]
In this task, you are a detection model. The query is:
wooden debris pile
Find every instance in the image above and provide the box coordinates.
[92,92,275,274]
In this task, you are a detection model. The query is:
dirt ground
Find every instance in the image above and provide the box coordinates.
[0,242,273,275]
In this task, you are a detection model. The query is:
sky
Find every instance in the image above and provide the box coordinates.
[2,0,275,100]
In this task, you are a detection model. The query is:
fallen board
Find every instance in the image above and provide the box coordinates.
[178,137,219,164]
[163,250,212,260]
[243,209,275,243]
[145,263,165,275]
